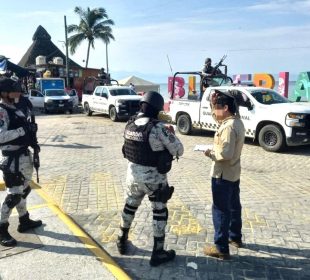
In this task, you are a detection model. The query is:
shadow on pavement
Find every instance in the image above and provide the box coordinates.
[111,243,310,280]
[40,143,102,149]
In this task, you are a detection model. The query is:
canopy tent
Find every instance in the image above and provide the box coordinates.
[118,75,160,93]
[0,55,31,77]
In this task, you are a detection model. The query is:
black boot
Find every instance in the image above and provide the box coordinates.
[150,236,176,267]
[0,222,17,247]
[116,227,129,255]
[17,212,42,233]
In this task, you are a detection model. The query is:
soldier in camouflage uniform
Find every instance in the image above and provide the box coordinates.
[118,91,184,266]
[0,77,42,247]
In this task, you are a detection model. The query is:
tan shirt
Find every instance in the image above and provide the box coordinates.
[209,116,245,182]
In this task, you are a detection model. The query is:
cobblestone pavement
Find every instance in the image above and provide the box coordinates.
[35,113,310,280]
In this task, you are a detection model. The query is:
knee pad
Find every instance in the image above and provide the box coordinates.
[22,186,31,199]
[4,194,22,209]
[153,207,168,221]
[3,172,25,188]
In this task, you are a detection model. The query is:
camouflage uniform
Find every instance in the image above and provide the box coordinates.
[120,115,184,243]
[0,103,33,224]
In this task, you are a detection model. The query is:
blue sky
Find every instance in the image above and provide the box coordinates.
[1,0,310,82]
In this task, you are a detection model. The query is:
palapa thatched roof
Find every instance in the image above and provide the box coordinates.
[18,25,82,69]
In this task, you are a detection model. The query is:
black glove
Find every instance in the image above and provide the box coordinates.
[31,143,41,153]
[23,122,37,133]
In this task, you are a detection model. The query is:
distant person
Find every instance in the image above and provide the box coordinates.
[203,89,245,260]
[98,68,110,84]
[129,82,135,91]
[202,57,222,76]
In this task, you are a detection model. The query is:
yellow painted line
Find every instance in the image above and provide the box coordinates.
[31,181,131,280]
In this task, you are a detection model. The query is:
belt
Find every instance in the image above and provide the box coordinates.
[2,147,30,157]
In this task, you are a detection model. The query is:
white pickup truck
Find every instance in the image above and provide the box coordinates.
[82,85,142,121]
[169,85,310,152]
[27,89,73,113]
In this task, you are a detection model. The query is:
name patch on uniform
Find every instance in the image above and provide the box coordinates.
[125,130,144,141]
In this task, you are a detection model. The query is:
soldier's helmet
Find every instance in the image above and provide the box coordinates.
[0,76,22,94]
[205,58,212,65]
[140,91,164,112]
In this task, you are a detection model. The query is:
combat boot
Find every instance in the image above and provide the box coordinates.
[116,227,129,255]
[150,236,176,267]
[17,212,42,233]
[0,222,17,247]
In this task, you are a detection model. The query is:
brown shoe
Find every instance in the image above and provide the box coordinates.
[229,239,243,248]
[203,245,230,260]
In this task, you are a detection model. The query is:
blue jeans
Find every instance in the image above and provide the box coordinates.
[211,177,242,254]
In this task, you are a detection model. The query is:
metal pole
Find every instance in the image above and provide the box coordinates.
[64,15,69,87]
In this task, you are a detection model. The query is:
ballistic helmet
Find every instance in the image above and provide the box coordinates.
[140,91,164,112]
[0,76,22,94]
[205,57,211,64]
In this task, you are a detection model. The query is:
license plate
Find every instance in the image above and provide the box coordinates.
[59,104,64,107]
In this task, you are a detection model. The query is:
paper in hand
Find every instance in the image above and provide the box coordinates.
[193,144,213,152]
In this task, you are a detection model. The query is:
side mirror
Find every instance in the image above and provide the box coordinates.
[246,101,254,111]
[101,93,108,99]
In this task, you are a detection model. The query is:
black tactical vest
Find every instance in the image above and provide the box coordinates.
[122,116,160,167]
[0,104,28,146]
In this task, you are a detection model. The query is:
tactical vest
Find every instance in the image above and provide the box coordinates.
[122,117,160,167]
[0,104,28,146]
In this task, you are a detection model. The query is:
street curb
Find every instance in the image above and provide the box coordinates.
[1,181,131,280]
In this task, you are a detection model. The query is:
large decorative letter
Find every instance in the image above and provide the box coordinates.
[253,73,275,89]
[294,72,310,101]
[278,72,289,97]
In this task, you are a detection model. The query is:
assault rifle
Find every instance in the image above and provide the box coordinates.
[211,54,227,76]
[30,115,40,183]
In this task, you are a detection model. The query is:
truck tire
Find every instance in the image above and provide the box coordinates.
[84,102,93,116]
[177,114,192,135]
[109,106,118,122]
[258,124,285,152]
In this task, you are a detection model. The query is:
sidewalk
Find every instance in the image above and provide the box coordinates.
[0,182,130,280]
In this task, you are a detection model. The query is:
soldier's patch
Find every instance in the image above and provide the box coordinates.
[169,134,176,143]
[0,120,4,127]
[162,127,169,137]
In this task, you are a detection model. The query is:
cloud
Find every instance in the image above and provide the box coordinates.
[247,0,310,14]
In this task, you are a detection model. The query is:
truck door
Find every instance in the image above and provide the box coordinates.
[100,88,109,114]
[199,88,218,131]
[28,90,44,108]
[93,87,103,111]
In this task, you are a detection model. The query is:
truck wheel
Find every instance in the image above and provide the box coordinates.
[109,106,118,122]
[258,124,285,152]
[84,102,93,116]
[177,114,192,135]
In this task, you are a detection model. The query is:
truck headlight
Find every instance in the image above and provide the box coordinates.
[286,113,306,127]
[117,100,125,105]
[46,99,53,103]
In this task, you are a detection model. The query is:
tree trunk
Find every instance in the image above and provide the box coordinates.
[85,41,91,68]
[106,43,109,75]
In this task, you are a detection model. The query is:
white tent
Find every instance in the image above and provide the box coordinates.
[118,75,160,93]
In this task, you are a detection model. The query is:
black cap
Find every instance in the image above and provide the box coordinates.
[140,91,164,112]
[0,77,22,93]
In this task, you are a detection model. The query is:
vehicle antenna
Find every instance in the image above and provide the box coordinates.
[166,54,173,76]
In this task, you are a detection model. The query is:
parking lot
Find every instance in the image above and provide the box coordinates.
[32,113,310,279]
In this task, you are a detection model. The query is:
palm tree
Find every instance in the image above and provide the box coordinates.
[68,6,115,69]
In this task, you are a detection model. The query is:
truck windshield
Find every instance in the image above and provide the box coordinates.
[45,90,67,97]
[249,89,290,104]
[109,89,137,96]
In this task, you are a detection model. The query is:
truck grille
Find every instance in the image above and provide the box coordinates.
[119,100,140,116]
